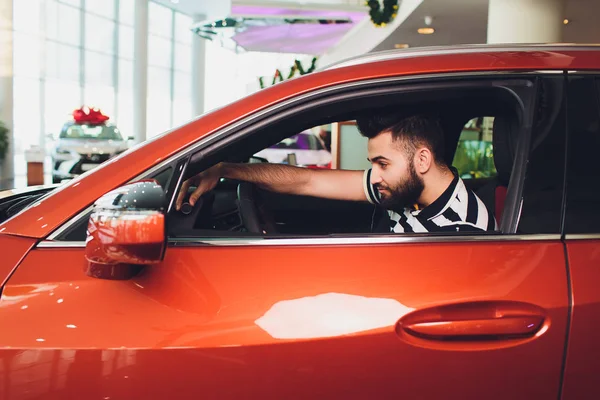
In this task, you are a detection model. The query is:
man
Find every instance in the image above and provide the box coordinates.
[176,113,496,233]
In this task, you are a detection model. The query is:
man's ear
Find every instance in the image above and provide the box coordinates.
[414,147,432,174]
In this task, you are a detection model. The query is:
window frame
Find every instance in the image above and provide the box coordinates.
[47,71,546,244]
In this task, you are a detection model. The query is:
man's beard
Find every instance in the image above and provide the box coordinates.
[376,163,424,211]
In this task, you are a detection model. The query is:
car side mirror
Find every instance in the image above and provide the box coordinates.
[85,180,166,280]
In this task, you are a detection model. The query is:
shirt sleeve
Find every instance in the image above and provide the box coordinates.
[363,169,381,205]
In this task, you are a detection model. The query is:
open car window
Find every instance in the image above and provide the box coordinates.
[166,76,542,240]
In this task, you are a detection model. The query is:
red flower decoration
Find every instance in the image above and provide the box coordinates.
[72,106,109,125]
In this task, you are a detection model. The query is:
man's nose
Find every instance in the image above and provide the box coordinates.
[371,170,382,185]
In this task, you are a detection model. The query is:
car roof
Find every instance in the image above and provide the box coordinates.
[323,43,600,70]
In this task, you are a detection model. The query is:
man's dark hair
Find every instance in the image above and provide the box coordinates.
[356,113,447,166]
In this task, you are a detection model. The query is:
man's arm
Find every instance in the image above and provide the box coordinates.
[176,162,367,210]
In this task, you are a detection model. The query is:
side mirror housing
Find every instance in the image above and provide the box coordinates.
[85,180,166,280]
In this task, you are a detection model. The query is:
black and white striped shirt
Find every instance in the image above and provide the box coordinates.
[363,169,497,233]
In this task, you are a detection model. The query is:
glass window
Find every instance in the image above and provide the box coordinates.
[13,77,42,153]
[148,2,173,38]
[518,76,566,234]
[174,13,193,44]
[116,89,134,140]
[452,117,496,180]
[173,71,192,126]
[118,59,134,92]
[46,41,80,82]
[204,41,305,111]
[84,51,114,86]
[148,66,171,95]
[118,25,134,59]
[117,59,134,138]
[147,66,172,137]
[565,76,600,234]
[147,96,173,138]
[85,13,116,54]
[46,2,81,46]
[83,85,115,119]
[148,35,172,68]
[13,0,43,36]
[58,0,81,7]
[172,99,192,127]
[85,0,115,19]
[174,43,191,72]
[119,0,135,25]
[44,80,81,138]
[13,33,42,79]
[270,132,325,151]
[173,71,191,99]
[61,124,122,140]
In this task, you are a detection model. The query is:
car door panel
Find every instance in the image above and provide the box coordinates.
[561,241,599,399]
[561,75,600,400]
[0,240,567,399]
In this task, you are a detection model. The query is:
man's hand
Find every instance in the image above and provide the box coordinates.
[175,163,222,211]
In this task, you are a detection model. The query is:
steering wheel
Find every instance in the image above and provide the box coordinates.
[237,182,277,234]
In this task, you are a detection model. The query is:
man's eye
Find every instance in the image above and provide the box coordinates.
[379,163,388,169]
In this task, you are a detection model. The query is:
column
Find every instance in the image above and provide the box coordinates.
[488,0,564,44]
[133,0,148,143]
[191,14,206,117]
[0,0,13,189]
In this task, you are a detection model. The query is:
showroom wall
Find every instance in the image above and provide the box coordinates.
[11,0,194,156]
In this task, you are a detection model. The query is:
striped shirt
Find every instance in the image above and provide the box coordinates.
[363,169,497,233]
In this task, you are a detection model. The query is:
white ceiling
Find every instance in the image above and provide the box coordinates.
[152,0,365,17]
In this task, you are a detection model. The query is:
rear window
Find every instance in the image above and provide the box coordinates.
[453,117,497,180]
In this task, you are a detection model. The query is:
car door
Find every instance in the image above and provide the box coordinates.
[0,73,569,399]
[560,74,600,400]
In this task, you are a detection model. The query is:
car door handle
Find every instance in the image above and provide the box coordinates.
[398,301,546,341]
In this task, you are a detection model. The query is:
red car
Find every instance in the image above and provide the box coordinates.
[0,44,599,399]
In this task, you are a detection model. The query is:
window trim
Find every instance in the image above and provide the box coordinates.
[46,70,552,243]
[37,233,562,249]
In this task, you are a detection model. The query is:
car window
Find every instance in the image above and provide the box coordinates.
[61,124,124,140]
[453,117,497,180]
[564,76,600,234]
[254,128,331,168]
[518,76,566,234]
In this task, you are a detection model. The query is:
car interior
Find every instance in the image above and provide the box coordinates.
[167,81,527,239]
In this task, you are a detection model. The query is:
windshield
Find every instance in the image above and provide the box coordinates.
[60,124,123,140]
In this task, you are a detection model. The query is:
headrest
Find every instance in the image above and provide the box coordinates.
[492,116,518,186]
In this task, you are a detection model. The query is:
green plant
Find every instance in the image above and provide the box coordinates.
[0,121,8,161]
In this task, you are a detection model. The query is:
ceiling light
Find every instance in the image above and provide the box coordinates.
[170,0,179,4]
[563,18,569,25]
[394,43,409,49]
[418,27,435,34]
